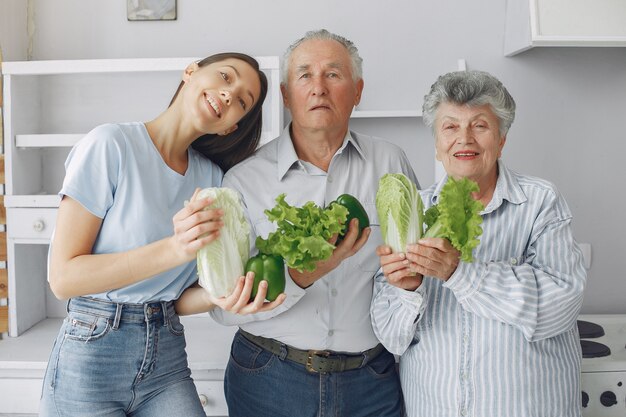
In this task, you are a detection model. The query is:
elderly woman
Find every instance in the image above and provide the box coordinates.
[371,70,587,417]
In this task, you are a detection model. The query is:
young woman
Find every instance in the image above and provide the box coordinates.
[39,53,283,417]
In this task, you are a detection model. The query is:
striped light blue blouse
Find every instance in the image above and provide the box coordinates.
[371,161,587,417]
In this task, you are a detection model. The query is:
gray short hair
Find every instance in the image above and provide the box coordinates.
[422,70,516,136]
[281,29,363,85]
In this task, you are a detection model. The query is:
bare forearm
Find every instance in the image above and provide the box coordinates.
[288,257,338,288]
[175,285,215,316]
[50,237,184,299]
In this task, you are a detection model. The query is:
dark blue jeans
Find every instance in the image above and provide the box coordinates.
[224,330,404,417]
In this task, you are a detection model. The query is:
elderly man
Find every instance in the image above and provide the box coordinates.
[209,29,418,417]
[371,70,587,417]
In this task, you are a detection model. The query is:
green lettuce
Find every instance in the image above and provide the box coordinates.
[256,194,348,272]
[376,173,424,253]
[423,177,484,262]
[195,188,250,297]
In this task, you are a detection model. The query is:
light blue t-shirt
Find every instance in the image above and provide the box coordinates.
[57,122,223,302]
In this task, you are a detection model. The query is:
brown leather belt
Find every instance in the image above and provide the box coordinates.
[239,329,385,374]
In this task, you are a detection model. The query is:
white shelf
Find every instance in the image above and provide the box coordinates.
[16,132,276,148]
[3,195,61,208]
[351,109,421,119]
[505,0,626,56]
[16,134,83,148]
[1,56,279,75]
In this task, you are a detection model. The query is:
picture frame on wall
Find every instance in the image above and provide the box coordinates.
[127,0,177,21]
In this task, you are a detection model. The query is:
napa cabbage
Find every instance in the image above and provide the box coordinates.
[376,173,424,253]
[195,187,250,297]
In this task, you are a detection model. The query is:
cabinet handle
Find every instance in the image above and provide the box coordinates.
[33,219,46,232]
[198,394,209,407]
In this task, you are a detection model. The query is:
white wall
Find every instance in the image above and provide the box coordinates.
[4,0,626,313]
[0,0,28,61]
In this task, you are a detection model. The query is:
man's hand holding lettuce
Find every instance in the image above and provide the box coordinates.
[256,193,349,273]
[255,193,370,289]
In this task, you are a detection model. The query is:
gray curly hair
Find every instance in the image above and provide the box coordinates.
[422,70,516,136]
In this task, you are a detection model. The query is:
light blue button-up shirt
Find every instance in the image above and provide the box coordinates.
[210,126,419,352]
[371,161,587,417]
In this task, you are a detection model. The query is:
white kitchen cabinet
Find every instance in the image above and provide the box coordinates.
[0,316,234,416]
[505,0,626,56]
[2,56,282,337]
[0,56,281,416]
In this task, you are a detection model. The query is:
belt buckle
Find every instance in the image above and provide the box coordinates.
[306,350,330,373]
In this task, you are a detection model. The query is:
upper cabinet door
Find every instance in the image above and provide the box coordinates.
[504,0,626,56]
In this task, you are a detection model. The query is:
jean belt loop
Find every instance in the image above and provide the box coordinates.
[65,299,71,314]
[360,351,369,368]
[279,343,288,361]
[112,303,123,330]
[161,301,170,326]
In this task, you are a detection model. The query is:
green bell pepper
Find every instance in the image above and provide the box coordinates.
[245,253,286,301]
[331,193,370,241]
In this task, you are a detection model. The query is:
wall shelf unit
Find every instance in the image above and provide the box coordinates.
[351,109,421,118]
[0,56,282,416]
[505,0,626,56]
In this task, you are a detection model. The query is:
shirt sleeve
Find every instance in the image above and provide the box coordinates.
[443,194,586,342]
[370,268,427,355]
[60,124,124,218]
[209,172,307,326]
[399,149,420,189]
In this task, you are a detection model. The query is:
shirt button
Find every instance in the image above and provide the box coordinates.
[460,409,467,416]
[463,334,469,342]
[327,176,333,183]
[331,289,338,296]
[328,330,334,336]
[510,257,518,265]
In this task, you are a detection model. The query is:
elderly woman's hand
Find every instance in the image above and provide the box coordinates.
[376,245,423,291]
[405,238,460,281]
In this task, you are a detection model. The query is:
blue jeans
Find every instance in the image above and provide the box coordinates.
[39,297,206,417]
[225,330,404,417]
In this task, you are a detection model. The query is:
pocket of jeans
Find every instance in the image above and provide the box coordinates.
[229,333,275,373]
[64,311,110,341]
[167,312,185,336]
[365,350,397,378]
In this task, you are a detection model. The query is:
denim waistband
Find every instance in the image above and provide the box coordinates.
[67,296,176,329]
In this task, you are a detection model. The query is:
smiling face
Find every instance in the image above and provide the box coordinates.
[281,38,363,137]
[434,102,506,188]
[180,57,262,135]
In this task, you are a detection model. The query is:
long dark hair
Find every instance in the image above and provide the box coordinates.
[169,53,268,172]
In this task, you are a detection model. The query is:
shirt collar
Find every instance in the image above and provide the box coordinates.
[276,126,300,180]
[276,125,366,181]
[430,160,527,213]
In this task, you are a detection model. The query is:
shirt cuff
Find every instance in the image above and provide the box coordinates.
[284,265,307,300]
[395,284,426,316]
[443,261,485,301]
